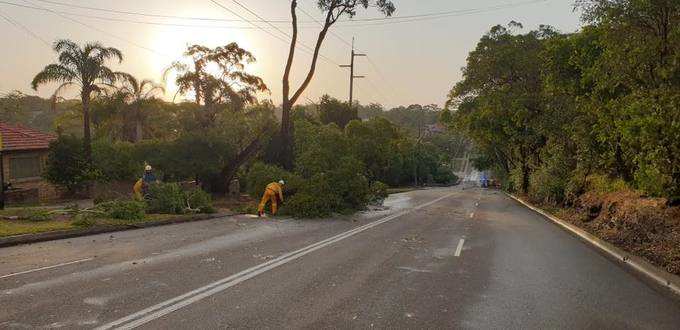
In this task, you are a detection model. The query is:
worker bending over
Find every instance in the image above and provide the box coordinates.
[258,180,285,217]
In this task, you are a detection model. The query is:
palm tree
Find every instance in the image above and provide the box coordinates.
[32,39,123,162]
[117,73,165,142]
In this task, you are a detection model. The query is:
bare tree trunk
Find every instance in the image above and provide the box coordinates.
[280,0,334,169]
[222,139,262,193]
[280,0,299,170]
[134,104,143,142]
[81,90,92,164]
[135,120,143,142]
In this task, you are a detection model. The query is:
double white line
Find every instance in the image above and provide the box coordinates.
[96,192,456,329]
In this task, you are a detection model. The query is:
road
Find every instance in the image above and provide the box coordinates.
[1,187,679,329]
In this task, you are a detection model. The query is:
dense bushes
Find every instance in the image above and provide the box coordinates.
[46,104,457,220]
[246,116,457,218]
[99,200,146,221]
[146,183,185,214]
[345,118,457,186]
[245,162,300,198]
[145,183,215,214]
[449,2,680,202]
[44,135,99,192]
[186,188,216,213]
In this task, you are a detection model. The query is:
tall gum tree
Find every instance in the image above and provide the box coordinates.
[279,0,395,169]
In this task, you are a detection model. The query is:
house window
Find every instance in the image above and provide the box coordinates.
[9,155,43,180]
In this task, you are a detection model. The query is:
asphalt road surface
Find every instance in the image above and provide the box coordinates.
[1,186,679,329]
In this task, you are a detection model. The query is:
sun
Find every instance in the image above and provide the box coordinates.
[143,21,263,103]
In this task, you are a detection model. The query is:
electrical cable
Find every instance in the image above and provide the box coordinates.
[229,0,340,65]
[20,0,171,58]
[0,6,50,46]
[25,0,550,26]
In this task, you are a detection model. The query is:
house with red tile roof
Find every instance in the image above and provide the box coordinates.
[0,122,59,203]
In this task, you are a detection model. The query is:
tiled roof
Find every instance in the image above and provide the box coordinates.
[0,122,56,151]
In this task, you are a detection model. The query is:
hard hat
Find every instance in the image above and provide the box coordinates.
[279,180,285,185]
[145,165,152,171]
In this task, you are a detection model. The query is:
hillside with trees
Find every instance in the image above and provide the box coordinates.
[446,0,680,274]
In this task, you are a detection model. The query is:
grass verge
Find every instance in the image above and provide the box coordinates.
[1,212,198,238]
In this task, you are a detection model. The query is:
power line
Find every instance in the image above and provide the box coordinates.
[228,0,340,66]
[23,0,550,26]
[209,0,294,45]
[0,7,50,46]
[365,55,401,101]
[210,0,340,67]
[295,2,352,48]
[355,0,548,23]
[363,76,389,105]
[20,0,171,58]
[31,0,281,22]
[333,0,550,27]
[0,1,269,29]
[296,3,393,105]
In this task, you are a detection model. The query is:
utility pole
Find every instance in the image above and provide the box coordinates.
[0,132,4,210]
[339,37,366,108]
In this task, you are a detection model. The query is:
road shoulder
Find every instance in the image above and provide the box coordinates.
[506,192,680,299]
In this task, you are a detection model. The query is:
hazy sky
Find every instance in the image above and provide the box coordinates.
[0,0,582,108]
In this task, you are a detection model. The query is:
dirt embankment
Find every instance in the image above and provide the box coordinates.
[556,190,680,275]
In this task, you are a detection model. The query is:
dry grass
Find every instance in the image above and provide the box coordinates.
[552,189,680,275]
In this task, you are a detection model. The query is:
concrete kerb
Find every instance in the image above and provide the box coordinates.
[0,212,233,248]
[506,192,680,298]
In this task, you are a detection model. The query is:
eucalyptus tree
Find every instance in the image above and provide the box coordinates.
[32,39,122,162]
[447,23,551,193]
[279,0,396,169]
[165,43,268,128]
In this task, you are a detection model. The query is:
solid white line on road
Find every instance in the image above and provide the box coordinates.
[0,258,94,280]
[454,239,465,257]
[96,192,457,330]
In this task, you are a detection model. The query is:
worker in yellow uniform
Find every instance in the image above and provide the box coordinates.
[258,180,285,217]
[133,165,156,200]
[133,178,144,200]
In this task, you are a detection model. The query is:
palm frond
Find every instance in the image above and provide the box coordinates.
[32,64,79,90]
[140,79,165,99]
[98,67,118,85]
[53,39,79,55]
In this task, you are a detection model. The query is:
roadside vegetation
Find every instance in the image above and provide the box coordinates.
[0,0,463,226]
[446,0,680,274]
[0,184,216,237]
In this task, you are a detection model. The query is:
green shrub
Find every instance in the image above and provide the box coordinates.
[44,135,100,192]
[186,188,216,213]
[433,166,458,184]
[245,162,295,198]
[370,181,389,202]
[99,200,146,220]
[281,192,333,218]
[587,174,630,194]
[634,163,670,197]
[72,213,96,228]
[26,210,51,222]
[92,140,142,182]
[234,203,258,215]
[528,143,578,204]
[147,183,185,214]
[279,157,369,218]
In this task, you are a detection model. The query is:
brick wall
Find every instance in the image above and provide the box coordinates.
[2,150,64,203]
